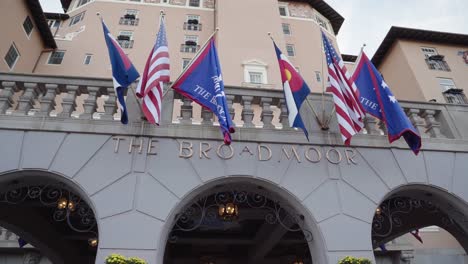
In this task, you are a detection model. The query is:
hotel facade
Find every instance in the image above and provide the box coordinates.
[0,0,468,264]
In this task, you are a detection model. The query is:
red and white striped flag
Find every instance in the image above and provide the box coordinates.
[136,15,170,124]
[322,31,365,145]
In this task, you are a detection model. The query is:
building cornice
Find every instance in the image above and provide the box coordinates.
[372,26,468,68]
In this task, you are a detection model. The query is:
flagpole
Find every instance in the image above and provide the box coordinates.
[268,33,324,129]
[319,32,328,130]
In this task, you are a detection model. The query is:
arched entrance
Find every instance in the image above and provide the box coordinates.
[372,185,468,263]
[163,180,318,264]
[0,170,99,264]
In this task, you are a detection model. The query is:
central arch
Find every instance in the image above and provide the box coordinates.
[158,177,327,264]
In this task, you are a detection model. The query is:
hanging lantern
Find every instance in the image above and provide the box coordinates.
[57,197,68,210]
[57,197,76,211]
[218,202,239,221]
[375,207,382,215]
[292,258,304,264]
[88,237,98,247]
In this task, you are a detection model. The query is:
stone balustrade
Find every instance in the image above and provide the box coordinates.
[1,72,467,150]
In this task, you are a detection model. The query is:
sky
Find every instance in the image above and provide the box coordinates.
[39,0,468,57]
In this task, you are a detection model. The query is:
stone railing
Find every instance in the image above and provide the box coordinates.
[1,73,467,150]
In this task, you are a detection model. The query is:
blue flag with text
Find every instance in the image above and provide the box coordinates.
[352,52,421,154]
[101,20,140,124]
[172,37,235,144]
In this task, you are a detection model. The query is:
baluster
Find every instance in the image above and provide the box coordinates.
[0,81,17,114]
[378,119,387,135]
[101,87,117,120]
[180,96,193,124]
[161,87,175,124]
[278,98,289,129]
[13,82,38,116]
[37,84,58,117]
[57,85,78,118]
[422,109,444,138]
[226,94,235,124]
[260,97,274,129]
[80,86,99,120]
[241,95,254,128]
[364,113,380,135]
[407,108,429,138]
[201,107,213,125]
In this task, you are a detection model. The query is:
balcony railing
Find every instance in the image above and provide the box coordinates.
[117,39,134,49]
[425,58,451,71]
[119,17,139,26]
[183,22,202,31]
[180,44,199,53]
[1,73,468,147]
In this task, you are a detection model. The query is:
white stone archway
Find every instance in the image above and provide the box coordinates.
[156,177,329,264]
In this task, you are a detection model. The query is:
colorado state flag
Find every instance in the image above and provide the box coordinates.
[101,20,140,124]
[273,41,311,140]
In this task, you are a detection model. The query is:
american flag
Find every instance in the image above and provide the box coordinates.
[322,31,365,145]
[136,16,170,124]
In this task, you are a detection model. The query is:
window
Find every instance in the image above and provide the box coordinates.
[282,23,291,35]
[315,13,329,31]
[278,5,288,16]
[438,78,467,104]
[181,35,199,53]
[249,72,263,84]
[84,54,92,65]
[286,44,295,57]
[438,78,457,91]
[184,15,201,31]
[315,71,322,82]
[120,9,139,26]
[184,35,199,44]
[117,31,134,49]
[48,19,61,28]
[48,51,65,65]
[422,47,451,71]
[76,0,90,7]
[243,60,268,86]
[4,43,19,70]
[161,0,168,3]
[69,12,85,26]
[188,0,201,7]
[182,58,191,69]
[23,16,34,36]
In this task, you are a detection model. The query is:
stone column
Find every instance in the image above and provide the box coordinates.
[260,97,274,129]
[13,82,38,116]
[201,107,213,125]
[422,109,444,138]
[180,96,193,124]
[0,81,17,114]
[407,108,429,138]
[101,87,117,121]
[241,95,254,128]
[80,86,99,120]
[36,84,58,117]
[364,114,380,135]
[279,98,290,129]
[57,85,78,118]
